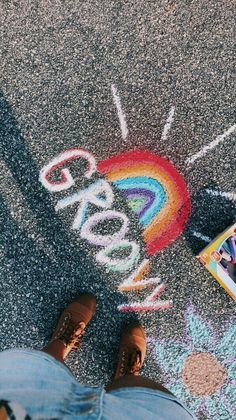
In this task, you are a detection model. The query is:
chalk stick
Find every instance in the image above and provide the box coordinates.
[220,250,232,262]
[228,237,236,262]
[222,241,231,254]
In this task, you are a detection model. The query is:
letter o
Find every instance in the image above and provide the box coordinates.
[96,240,140,272]
[80,210,129,246]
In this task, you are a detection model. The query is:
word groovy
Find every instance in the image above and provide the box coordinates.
[40,148,190,312]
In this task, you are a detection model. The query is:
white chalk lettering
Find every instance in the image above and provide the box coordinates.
[55,179,114,230]
[118,282,173,312]
[96,240,140,272]
[118,258,151,291]
[80,210,129,246]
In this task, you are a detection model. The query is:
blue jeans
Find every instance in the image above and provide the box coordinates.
[0,349,195,419]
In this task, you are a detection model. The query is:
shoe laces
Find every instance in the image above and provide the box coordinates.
[120,348,142,376]
[54,313,86,350]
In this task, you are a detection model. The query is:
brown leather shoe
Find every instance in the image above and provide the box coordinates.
[114,322,147,379]
[50,293,96,359]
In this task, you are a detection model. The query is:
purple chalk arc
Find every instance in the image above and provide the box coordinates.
[123,188,155,218]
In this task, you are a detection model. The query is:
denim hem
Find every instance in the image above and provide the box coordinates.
[108,386,195,418]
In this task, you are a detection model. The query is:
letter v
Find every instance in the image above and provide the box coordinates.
[118,280,173,313]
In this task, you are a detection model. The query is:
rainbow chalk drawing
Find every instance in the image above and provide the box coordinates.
[98,150,191,255]
[39,147,190,313]
[149,304,236,419]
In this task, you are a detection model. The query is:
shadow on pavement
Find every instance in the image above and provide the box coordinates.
[0,91,138,380]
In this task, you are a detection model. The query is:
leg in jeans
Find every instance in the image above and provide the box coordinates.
[41,296,171,395]
[106,323,172,395]
[106,374,172,393]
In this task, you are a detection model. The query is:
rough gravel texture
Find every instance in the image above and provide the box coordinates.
[0,1,235,419]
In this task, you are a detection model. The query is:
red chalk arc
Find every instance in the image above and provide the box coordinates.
[98,150,191,256]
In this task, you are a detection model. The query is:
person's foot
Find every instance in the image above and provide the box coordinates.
[114,322,146,379]
[49,293,96,359]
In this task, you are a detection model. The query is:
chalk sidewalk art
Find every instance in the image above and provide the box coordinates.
[39,148,191,313]
[148,304,236,419]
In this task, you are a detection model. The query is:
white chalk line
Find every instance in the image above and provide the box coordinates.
[161,106,175,141]
[186,124,236,165]
[111,84,128,140]
[205,188,236,202]
[190,230,211,243]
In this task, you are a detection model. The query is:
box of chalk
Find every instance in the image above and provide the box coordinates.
[197,222,236,301]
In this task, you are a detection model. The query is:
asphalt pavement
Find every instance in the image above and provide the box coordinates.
[0,1,235,419]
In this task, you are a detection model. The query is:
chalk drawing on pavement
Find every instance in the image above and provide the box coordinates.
[55,179,114,230]
[190,231,212,243]
[205,188,236,202]
[40,148,97,192]
[80,209,130,247]
[98,150,191,255]
[96,240,140,273]
[189,184,236,244]
[39,147,190,313]
[118,279,173,313]
[111,84,128,140]
[40,149,142,278]
[149,304,236,419]
[118,258,151,291]
[186,124,236,165]
[161,106,175,141]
